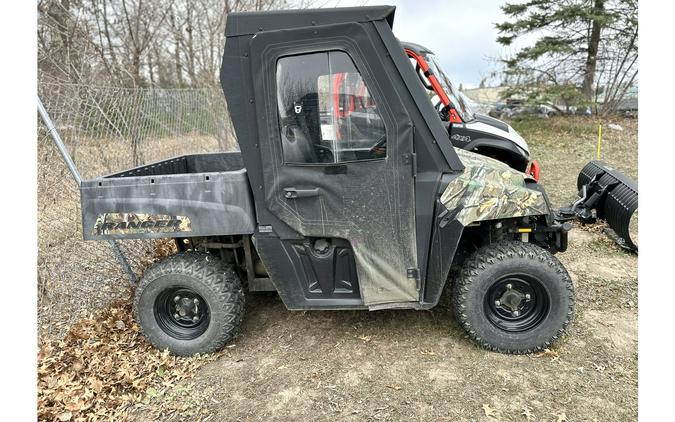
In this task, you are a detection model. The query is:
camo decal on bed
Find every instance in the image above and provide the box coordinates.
[92,213,192,236]
[440,148,549,226]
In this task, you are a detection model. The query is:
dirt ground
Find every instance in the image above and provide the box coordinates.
[39,117,638,421]
[126,117,638,421]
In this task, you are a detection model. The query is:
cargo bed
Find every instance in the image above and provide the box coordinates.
[81,152,256,240]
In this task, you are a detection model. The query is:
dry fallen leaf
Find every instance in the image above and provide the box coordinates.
[358,335,371,343]
[521,406,534,421]
[38,292,219,421]
[420,349,437,356]
[555,412,569,422]
[386,384,402,390]
[535,348,560,361]
[56,411,72,421]
[482,403,498,419]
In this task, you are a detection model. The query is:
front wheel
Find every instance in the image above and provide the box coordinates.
[133,251,245,356]
[452,241,575,354]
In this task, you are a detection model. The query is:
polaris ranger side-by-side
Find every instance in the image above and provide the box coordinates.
[74,6,580,356]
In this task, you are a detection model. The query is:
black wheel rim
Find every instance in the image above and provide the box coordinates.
[154,287,210,340]
[484,275,550,332]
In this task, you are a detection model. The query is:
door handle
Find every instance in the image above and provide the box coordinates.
[283,187,320,199]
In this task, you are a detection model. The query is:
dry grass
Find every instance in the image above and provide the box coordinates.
[511,116,638,207]
[66,134,230,180]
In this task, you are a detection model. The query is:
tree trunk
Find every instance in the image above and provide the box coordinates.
[185,6,197,84]
[582,0,604,99]
[132,51,143,87]
[148,50,156,86]
[169,7,184,87]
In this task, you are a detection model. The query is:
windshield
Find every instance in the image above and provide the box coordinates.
[424,54,475,122]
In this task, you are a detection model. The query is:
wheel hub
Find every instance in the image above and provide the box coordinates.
[485,276,550,332]
[495,283,531,316]
[154,287,210,340]
[173,296,202,321]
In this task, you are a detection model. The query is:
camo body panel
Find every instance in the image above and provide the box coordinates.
[440,148,549,226]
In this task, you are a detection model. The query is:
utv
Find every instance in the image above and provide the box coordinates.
[77,6,576,356]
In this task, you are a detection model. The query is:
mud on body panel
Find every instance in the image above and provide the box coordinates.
[441,148,549,226]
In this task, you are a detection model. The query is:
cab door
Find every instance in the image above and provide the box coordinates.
[249,23,418,306]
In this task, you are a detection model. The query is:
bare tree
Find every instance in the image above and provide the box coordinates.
[38,0,298,87]
[115,0,174,86]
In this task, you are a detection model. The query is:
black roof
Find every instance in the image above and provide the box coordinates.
[225,6,396,37]
[399,41,434,56]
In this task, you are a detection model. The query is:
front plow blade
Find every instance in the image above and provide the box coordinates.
[561,161,638,252]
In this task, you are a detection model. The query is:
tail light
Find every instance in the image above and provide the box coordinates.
[528,160,541,182]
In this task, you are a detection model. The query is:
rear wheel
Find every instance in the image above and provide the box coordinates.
[452,241,574,354]
[134,251,245,356]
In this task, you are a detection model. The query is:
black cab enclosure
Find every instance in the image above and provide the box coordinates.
[221,6,471,309]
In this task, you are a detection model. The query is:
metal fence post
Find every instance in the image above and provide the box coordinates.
[37,96,82,186]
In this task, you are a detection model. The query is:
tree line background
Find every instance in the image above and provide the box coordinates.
[496,0,638,114]
[38,0,638,112]
[37,0,322,88]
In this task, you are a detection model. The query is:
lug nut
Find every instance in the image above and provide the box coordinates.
[174,296,180,302]
[506,283,513,290]
[495,300,501,306]
[525,293,531,301]
[173,313,180,319]
[192,316,199,322]
[193,298,199,304]
[513,310,520,317]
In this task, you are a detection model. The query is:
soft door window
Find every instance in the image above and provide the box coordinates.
[276,51,386,164]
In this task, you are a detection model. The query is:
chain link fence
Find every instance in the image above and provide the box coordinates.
[37,83,238,338]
